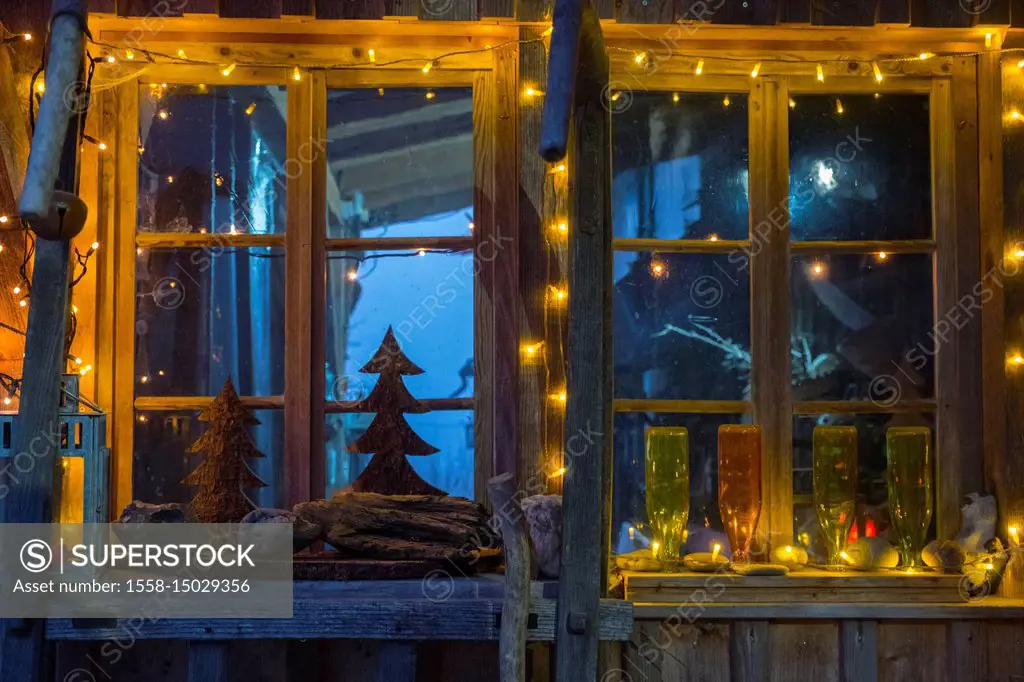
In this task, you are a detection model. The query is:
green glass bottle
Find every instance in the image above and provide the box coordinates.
[886,427,933,569]
[813,425,858,567]
[645,427,690,563]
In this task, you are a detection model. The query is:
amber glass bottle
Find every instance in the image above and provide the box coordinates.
[645,427,689,562]
[886,426,933,568]
[718,425,762,562]
[813,425,858,567]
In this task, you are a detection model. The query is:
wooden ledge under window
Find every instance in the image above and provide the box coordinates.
[621,570,1024,620]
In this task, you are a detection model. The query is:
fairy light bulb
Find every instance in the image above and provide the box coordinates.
[1010,353,1024,366]
[157,109,169,120]
[18,300,26,308]
[555,221,568,234]
[651,261,666,278]
[708,233,719,241]
[0,215,7,223]
[12,286,20,295]
[98,142,108,151]
[836,98,844,115]
[1012,110,1023,121]
[35,80,45,94]
[422,61,434,74]
[672,93,680,104]
[723,95,731,107]
[877,251,888,261]
[524,86,543,98]
[750,62,761,78]
[177,49,187,59]
[695,58,704,76]
[872,62,884,83]
[124,49,135,60]
[816,64,825,82]
[292,66,302,81]
[90,241,99,251]
[633,52,648,66]
[245,102,256,115]
[23,33,32,41]
[368,48,376,63]
[105,55,117,64]
[221,63,237,77]
[919,52,934,60]
[425,91,436,100]
[985,33,993,49]
[347,269,358,282]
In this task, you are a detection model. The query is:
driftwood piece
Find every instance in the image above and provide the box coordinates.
[293,493,494,562]
[488,473,530,682]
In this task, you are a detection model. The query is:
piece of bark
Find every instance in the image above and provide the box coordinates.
[324,531,480,563]
[118,501,197,523]
[297,495,489,544]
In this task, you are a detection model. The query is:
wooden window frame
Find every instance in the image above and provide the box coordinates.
[94,26,509,516]
[607,53,984,555]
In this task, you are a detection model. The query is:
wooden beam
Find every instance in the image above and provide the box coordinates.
[283,70,314,509]
[474,67,496,503]
[730,621,769,682]
[749,77,792,552]
[310,70,327,505]
[554,6,611,682]
[492,42,519,483]
[840,620,878,682]
[932,76,961,540]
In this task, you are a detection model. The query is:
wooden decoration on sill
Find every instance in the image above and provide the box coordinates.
[182,377,267,523]
[347,326,447,497]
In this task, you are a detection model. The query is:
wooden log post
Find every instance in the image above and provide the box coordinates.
[488,472,530,682]
[541,2,613,681]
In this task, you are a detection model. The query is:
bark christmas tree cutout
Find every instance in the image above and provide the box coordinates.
[348,326,447,496]
[183,377,267,522]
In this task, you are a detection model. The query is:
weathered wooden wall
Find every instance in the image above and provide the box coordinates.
[76,0,1022,26]
[621,618,1024,682]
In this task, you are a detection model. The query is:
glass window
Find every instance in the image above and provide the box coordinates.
[138,84,288,235]
[614,252,751,401]
[790,254,934,402]
[789,94,931,241]
[613,412,750,556]
[135,247,285,396]
[133,409,284,509]
[612,92,749,241]
[325,88,473,238]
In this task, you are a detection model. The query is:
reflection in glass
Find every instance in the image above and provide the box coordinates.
[134,410,282,509]
[135,248,285,397]
[645,427,689,562]
[790,254,934,402]
[813,425,858,566]
[326,88,473,238]
[886,426,933,568]
[789,94,931,241]
[718,424,762,562]
[612,92,749,241]
[614,252,750,402]
[137,84,287,235]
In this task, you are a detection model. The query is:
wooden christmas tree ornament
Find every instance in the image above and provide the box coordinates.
[348,326,447,497]
[182,377,267,522]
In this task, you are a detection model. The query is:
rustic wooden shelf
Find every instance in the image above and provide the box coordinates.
[621,569,966,604]
[44,578,634,643]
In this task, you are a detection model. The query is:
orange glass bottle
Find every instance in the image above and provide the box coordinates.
[718,424,762,562]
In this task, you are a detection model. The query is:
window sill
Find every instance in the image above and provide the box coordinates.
[620,570,1024,619]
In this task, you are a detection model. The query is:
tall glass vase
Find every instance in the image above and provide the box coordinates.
[886,427,933,569]
[645,427,689,563]
[718,425,762,562]
[813,425,858,567]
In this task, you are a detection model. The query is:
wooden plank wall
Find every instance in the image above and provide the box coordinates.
[95,0,1024,24]
[622,619,1024,682]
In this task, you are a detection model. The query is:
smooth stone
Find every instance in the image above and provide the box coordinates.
[922,540,966,573]
[770,545,809,570]
[118,501,196,524]
[844,537,899,570]
[521,495,562,579]
[683,552,731,572]
[615,549,662,572]
[731,563,789,577]
[240,508,322,553]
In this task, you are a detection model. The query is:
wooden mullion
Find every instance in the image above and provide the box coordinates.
[931,76,960,539]
[95,89,118,429]
[112,81,139,518]
[613,238,749,254]
[135,233,286,248]
[310,70,328,503]
[749,77,792,552]
[284,71,315,510]
[136,396,286,410]
[790,240,936,255]
[474,67,496,504]
[327,397,474,413]
[953,58,984,499]
[324,236,474,251]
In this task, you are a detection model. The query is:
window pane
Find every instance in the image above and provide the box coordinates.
[614,252,751,400]
[326,88,473,238]
[790,254,934,402]
[326,250,473,399]
[135,247,285,396]
[613,412,749,556]
[138,84,288,235]
[325,410,473,499]
[789,94,931,241]
[792,413,936,561]
[613,92,749,241]
[134,409,283,509]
